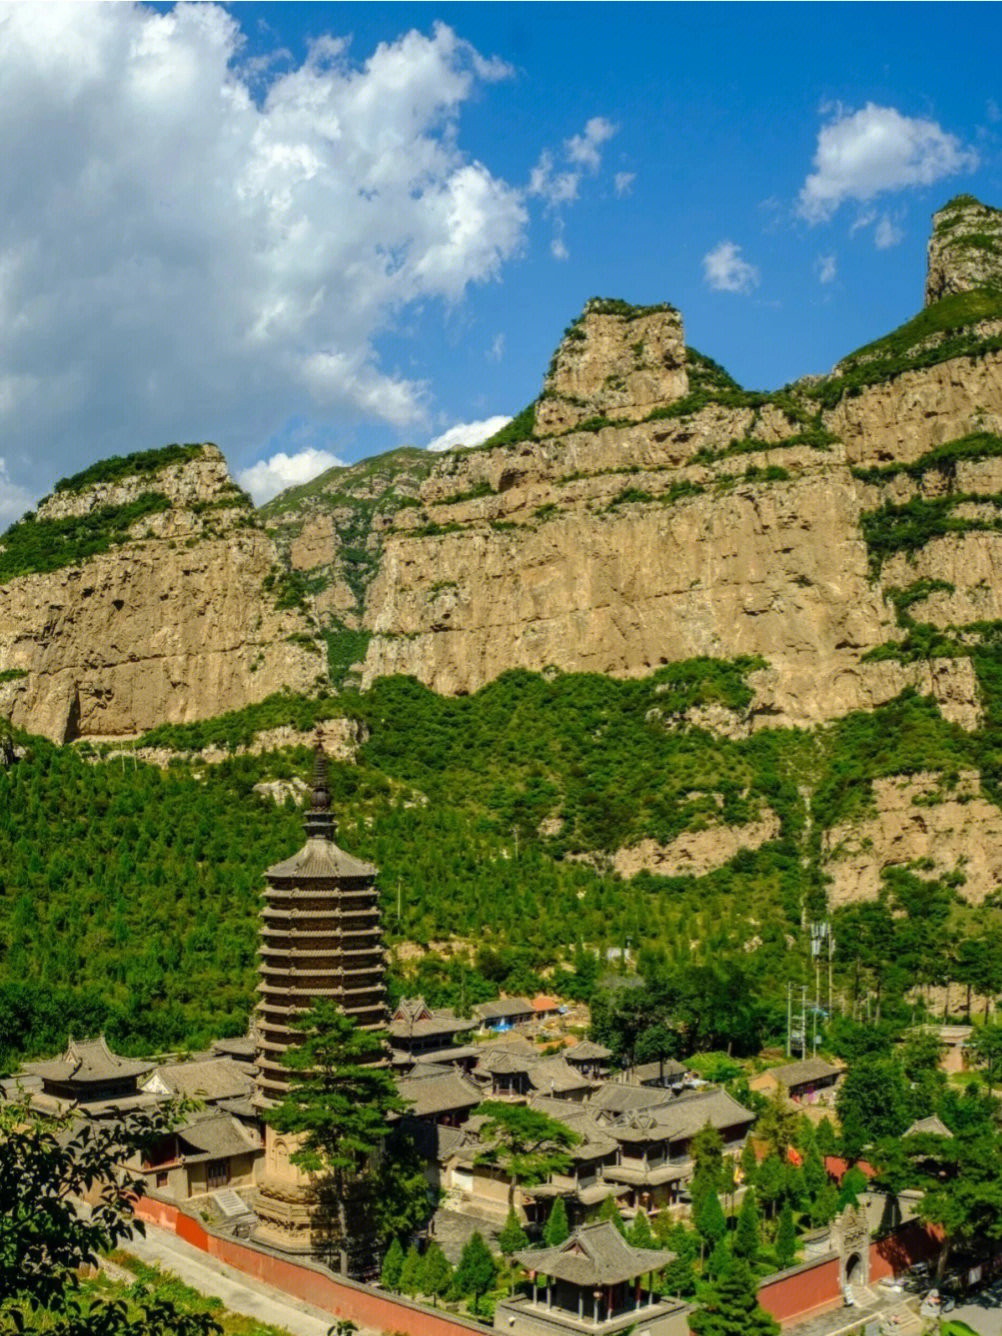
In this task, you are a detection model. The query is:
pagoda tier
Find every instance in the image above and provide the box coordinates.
[253,747,387,1108]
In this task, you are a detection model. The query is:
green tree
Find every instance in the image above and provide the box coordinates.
[696,1191,727,1258]
[629,1208,654,1248]
[838,1166,869,1210]
[598,1193,627,1235]
[733,1189,760,1266]
[690,1257,780,1336]
[0,1100,221,1336]
[690,1123,725,1219]
[706,1237,730,1280]
[454,1232,498,1314]
[473,1100,579,1211]
[543,1196,571,1246]
[811,1182,840,1228]
[755,1154,785,1220]
[380,1237,404,1292]
[400,1243,422,1296]
[498,1207,529,1256]
[968,1024,1002,1095]
[263,1001,408,1267]
[775,1203,797,1269]
[836,1056,911,1158]
[739,1137,759,1187]
[756,1088,799,1160]
[419,1241,453,1303]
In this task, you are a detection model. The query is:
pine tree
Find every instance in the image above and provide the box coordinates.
[380,1237,404,1292]
[690,1257,780,1336]
[544,1196,571,1246]
[802,1146,827,1205]
[454,1232,498,1314]
[598,1193,627,1235]
[811,1181,840,1227]
[815,1118,837,1156]
[629,1207,654,1248]
[498,1207,529,1256]
[400,1243,422,1295]
[696,1190,727,1250]
[662,1254,697,1298]
[775,1203,797,1270]
[419,1241,453,1304]
[739,1137,759,1186]
[733,1189,760,1266]
[706,1237,730,1280]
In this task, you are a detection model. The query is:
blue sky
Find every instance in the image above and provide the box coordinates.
[1,3,1000,516]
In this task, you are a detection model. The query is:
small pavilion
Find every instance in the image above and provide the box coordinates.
[496,1221,689,1335]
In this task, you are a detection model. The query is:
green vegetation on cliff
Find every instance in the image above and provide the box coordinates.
[4,651,999,1065]
[0,492,171,582]
[53,443,209,494]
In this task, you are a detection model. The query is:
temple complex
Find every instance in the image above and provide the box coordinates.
[252,740,386,1256]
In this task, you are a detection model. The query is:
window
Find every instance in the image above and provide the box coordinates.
[155,1170,168,1189]
[206,1159,230,1188]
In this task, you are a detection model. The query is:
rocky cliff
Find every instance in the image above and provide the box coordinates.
[5,197,1002,911]
[0,445,320,741]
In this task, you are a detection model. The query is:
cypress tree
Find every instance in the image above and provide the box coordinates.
[706,1237,730,1280]
[498,1207,529,1256]
[598,1193,627,1235]
[380,1237,404,1292]
[400,1242,422,1295]
[454,1232,498,1314]
[776,1203,797,1270]
[419,1241,453,1304]
[739,1137,759,1186]
[691,1257,780,1336]
[733,1189,760,1266]
[696,1190,726,1248]
[629,1207,654,1248]
[544,1196,571,1246]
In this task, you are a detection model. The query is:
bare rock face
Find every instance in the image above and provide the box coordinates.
[534,299,688,435]
[613,809,781,879]
[926,196,1002,305]
[823,771,1002,905]
[0,446,320,741]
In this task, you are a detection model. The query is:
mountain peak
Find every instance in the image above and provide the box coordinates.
[926,194,1002,306]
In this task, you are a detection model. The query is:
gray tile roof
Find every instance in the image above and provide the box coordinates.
[143,1058,253,1103]
[474,997,535,1021]
[265,835,376,881]
[397,1068,482,1118]
[765,1058,842,1088]
[587,1083,674,1115]
[565,1041,612,1063]
[610,1088,754,1144]
[389,998,477,1040]
[905,1115,953,1138]
[515,1221,674,1286]
[28,1036,153,1085]
[177,1113,262,1161]
[628,1059,687,1084]
[211,1036,256,1060]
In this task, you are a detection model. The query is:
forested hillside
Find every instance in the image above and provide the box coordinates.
[4,656,1002,1068]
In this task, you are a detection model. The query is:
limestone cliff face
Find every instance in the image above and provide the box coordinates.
[0,446,320,741]
[926,196,1002,305]
[534,300,688,435]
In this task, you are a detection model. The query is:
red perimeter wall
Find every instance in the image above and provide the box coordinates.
[134,1198,482,1336]
[135,1197,943,1335]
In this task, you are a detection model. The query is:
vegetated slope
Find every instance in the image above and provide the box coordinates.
[0,444,321,741]
[259,448,434,688]
[5,647,1002,1064]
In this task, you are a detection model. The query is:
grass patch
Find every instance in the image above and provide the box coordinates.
[853,432,1002,485]
[0,669,28,683]
[0,493,171,582]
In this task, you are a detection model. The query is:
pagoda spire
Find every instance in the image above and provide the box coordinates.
[304,730,335,841]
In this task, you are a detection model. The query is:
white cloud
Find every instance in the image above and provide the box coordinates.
[550,229,570,261]
[487,333,505,363]
[0,456,36,527]
[702,241,760,295]
[566,116,617,171]
[817,254,837,284]
[238,447,343,504]
[613,171,636,197]
[529,115,618,209]
[874,215,904,249]
[425,415,511,453]
[799,103,978,223]
[0,7,528,497]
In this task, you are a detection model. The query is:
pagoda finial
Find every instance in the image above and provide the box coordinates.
[304,729,335,840]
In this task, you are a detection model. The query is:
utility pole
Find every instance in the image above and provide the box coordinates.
[801,985,808,1061]
[786,982,793,1058]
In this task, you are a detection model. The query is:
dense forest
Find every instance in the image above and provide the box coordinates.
[4,647,1002,1069]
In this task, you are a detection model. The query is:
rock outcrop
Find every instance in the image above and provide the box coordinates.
[926,195,1002,305]
[0,445,320,741]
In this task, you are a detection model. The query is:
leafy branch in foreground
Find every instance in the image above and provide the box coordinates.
[0,1099,220,1336]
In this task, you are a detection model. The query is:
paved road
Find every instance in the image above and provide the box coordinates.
[121,1223,379,1336]
[948,1293,1002,1336]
